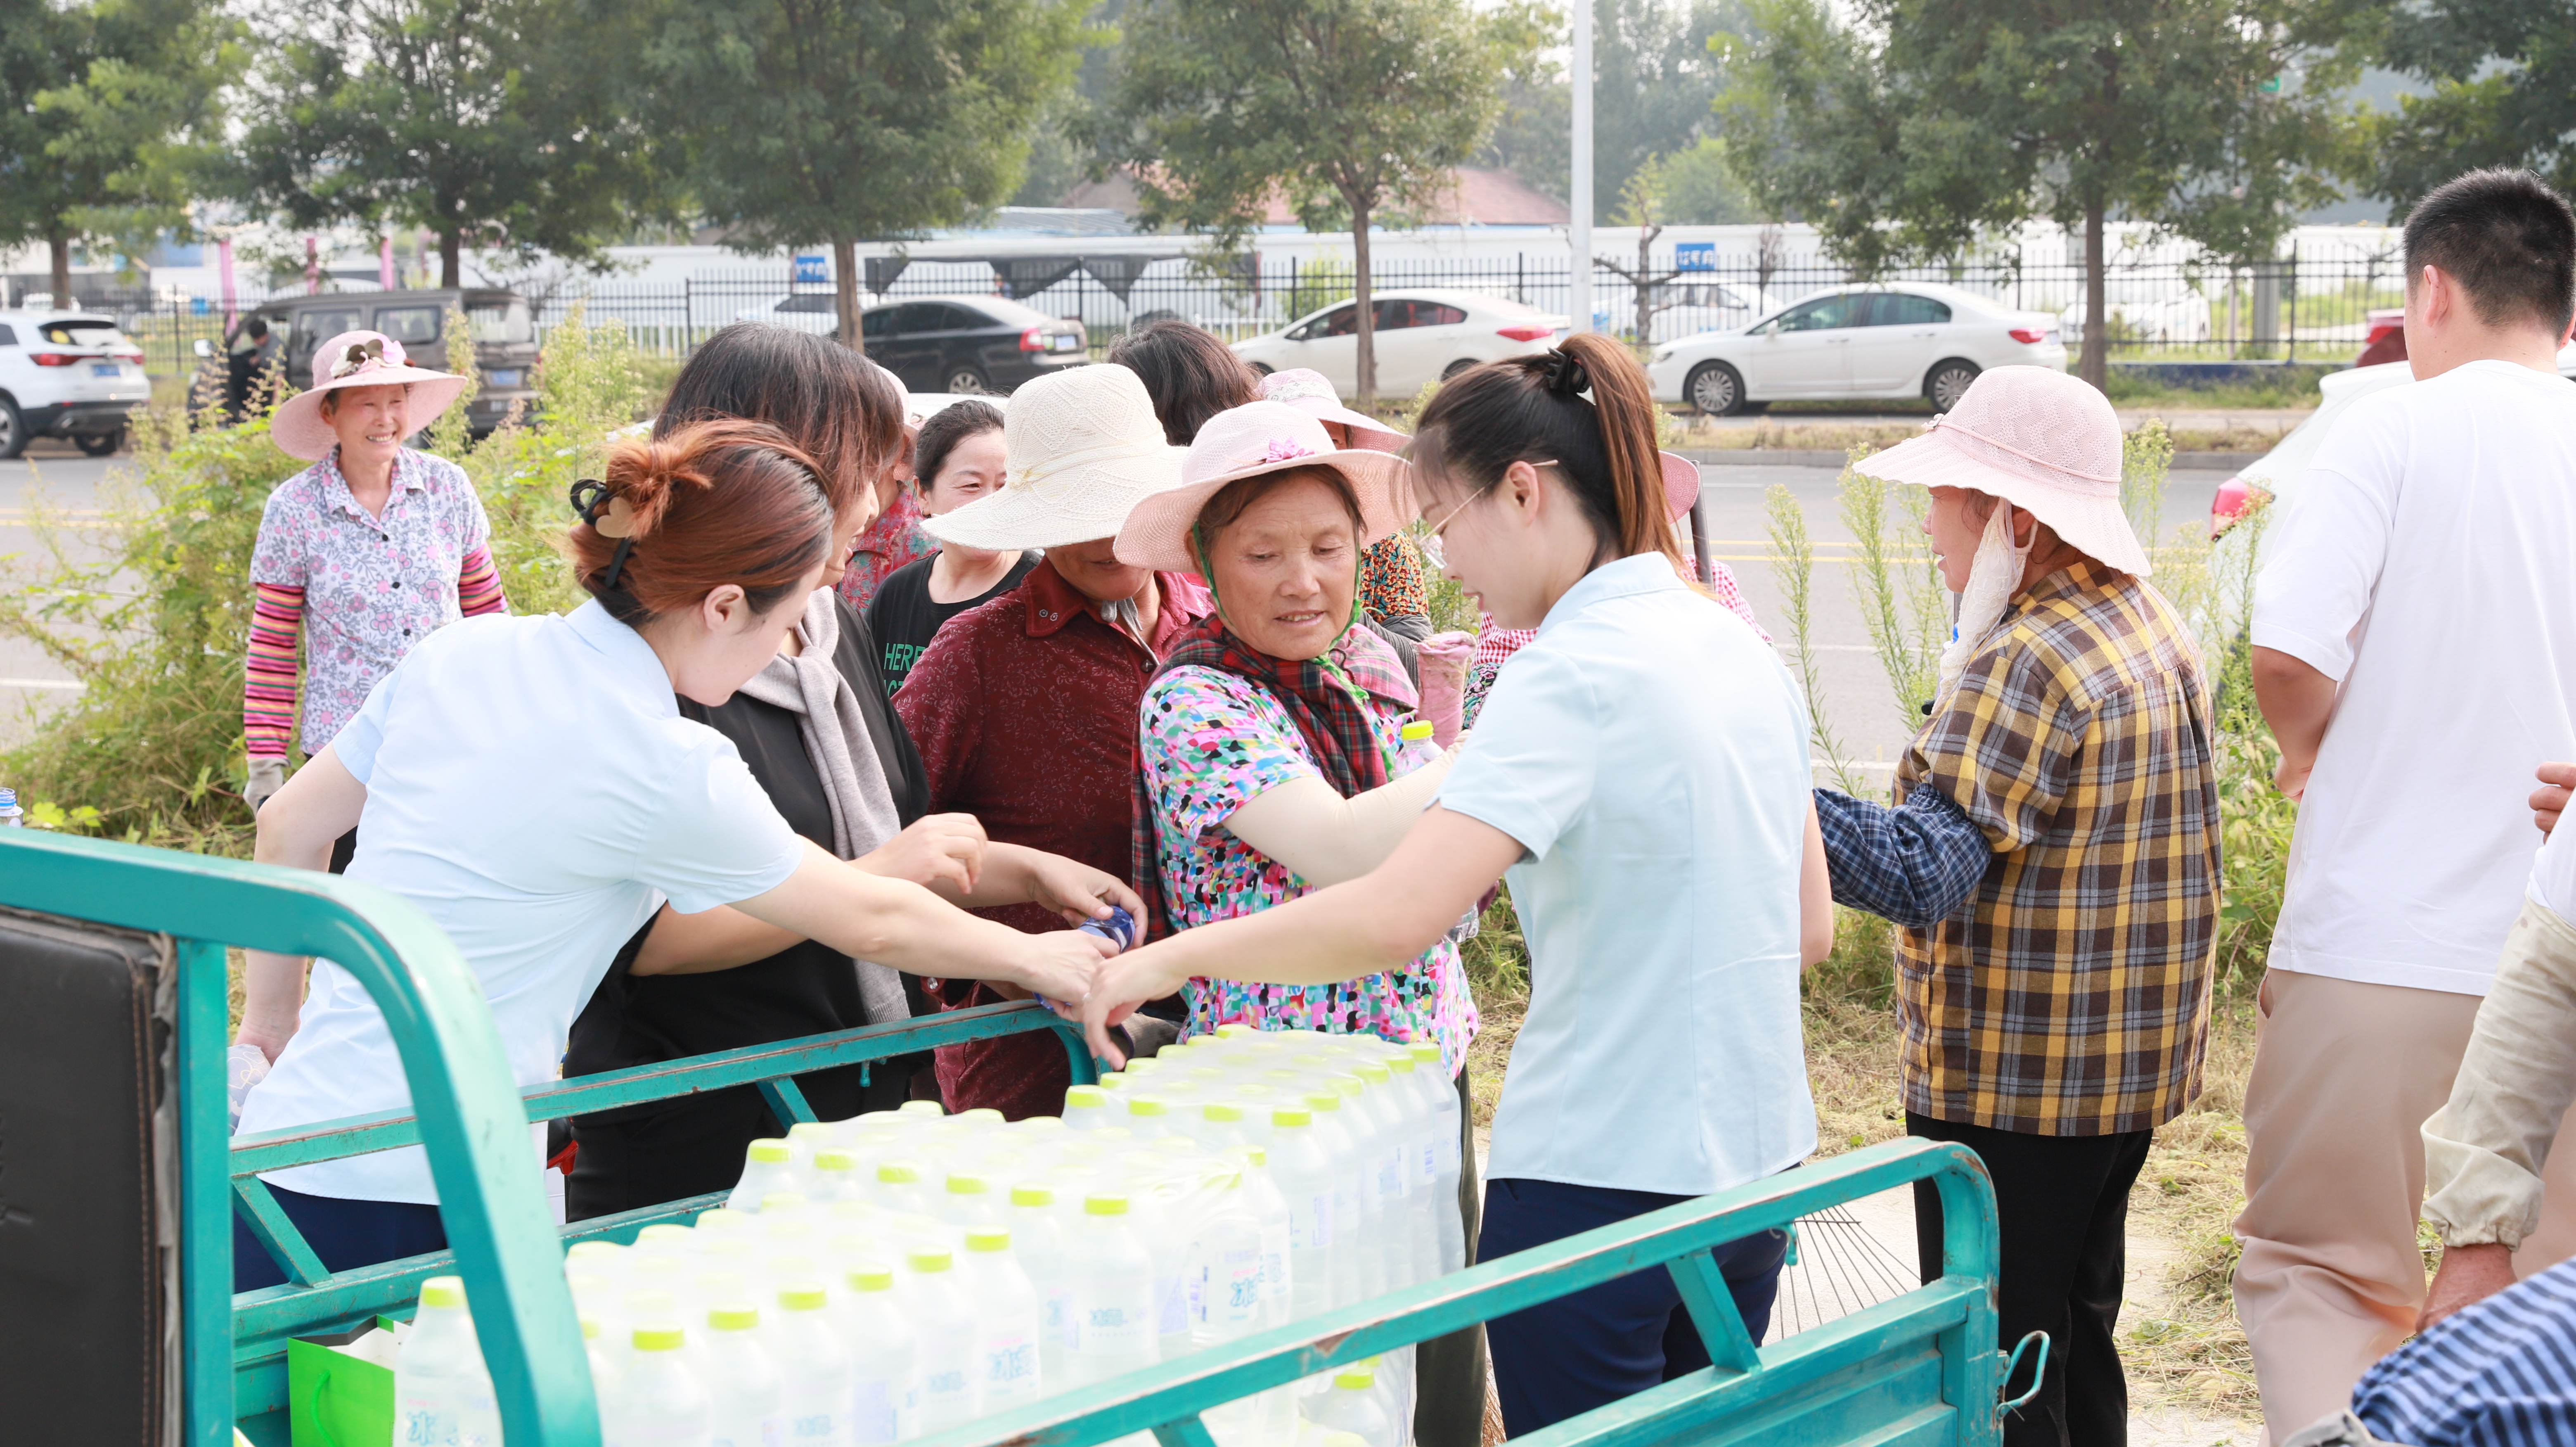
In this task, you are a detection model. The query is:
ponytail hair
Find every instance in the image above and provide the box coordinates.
[1410,332,1693,583]
[568,418,837,627]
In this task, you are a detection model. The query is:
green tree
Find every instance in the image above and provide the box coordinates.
[647,0,1094,349]
[1477,0,1748,221]
[227,0,668,287]
[1101,0,1532,399]
[2366,0,2576,206]
[0,0,236,304]
[1714,0,2366,388]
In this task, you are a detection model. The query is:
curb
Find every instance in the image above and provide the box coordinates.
[1679,448,2255,472]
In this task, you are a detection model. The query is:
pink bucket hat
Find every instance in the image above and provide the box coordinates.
[270,331,473,461]
[1851,365,2150,577]
[1115,401,1411,573]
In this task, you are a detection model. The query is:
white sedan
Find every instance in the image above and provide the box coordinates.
[1234,288,1567,397]
[1647,282,2068,415]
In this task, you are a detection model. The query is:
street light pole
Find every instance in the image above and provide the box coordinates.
[1570,0,1592,335]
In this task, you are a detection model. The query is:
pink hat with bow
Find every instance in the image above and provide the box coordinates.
[1114,401,1413,572]
[270,330,472,461]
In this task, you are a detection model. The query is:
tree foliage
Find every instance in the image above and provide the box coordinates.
[225,0,668,287]
[647,0,1094,347]
[0,0,236,301]
[1713,0,2367,386]
[1100,0,1532,398]
[2366,0,2576,207]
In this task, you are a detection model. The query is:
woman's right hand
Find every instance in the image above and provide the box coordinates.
[856,813,988,894]
[1014,927,1118,1008]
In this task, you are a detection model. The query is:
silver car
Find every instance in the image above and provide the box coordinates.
[1647,281,2067,415]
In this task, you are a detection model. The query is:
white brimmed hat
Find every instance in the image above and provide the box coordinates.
[1851,365,2149,577]
[1260,368,1407,452]
[270,331,472,461]
[919,365,1188,550]
[1115,401,1412,573]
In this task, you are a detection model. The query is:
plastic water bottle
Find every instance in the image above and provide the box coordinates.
[765,1283,855,1447]
[1233,1146,1295,1330]
[607,1323,713,1447]
[396,1276,500,1447]
[729,1139,801,1212]
[808,1148,866,1204]
[1298,1093,1365,1308]
[1304,1366,1395,1447]
[828,1264,917,1445]
[1382,1052,1443,1283]
[1125,1094,1177,1141]
[958,1227,1046,1411]
[896,1246,984,1433]
[941,1172,1004,1230]
[225,1042,271,1132]
[1265,1109,1337,1322]
[1062,1193,1158,1388]
[1075,904,1136,951]
[1194,1171,1267,1347]
[1063,1084,1113,1132]
[1410,1043,1464,1274]
[1004,1183,1075,1388]
[700,1303,785,1447]
[871,1159,930,1217]
[0,787,22,826]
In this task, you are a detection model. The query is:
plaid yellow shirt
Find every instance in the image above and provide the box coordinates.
[1894,559,2220,1136]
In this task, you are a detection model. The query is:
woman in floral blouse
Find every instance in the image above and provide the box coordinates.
[1114,397,1482,1447]
[242,330,506,859]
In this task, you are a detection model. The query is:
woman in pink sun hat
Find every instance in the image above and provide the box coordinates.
[238,329,504,867]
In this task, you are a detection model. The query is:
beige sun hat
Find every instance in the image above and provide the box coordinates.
[918,365,1186,550]
[1851,365,2149,577]
[270,330,473,461]
[1260,368,1408,452]
[1115,401,1412,573]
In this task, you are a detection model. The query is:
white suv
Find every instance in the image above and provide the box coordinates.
[0,311,150,458]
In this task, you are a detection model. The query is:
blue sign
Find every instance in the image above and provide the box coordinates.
[1676,242,1715,272]
[793,254,829,285]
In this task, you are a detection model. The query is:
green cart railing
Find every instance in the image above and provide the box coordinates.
[0,828,2033,1447]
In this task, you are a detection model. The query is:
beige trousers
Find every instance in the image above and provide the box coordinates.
[2234,969,2576,1438]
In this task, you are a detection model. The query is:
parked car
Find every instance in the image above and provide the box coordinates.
[2355,308,2407,367]
[0,310,152,458]
[2207,342,2576,534]
[189,288,539,437]
[1649,282,2066,415]
[1640,278,1775,345]
[737,292,873,335]
[855,294,1087,395]
[2056,286,2214,346]
[1231,289,1568,397]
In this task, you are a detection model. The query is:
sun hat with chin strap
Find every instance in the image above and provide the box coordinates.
[269,330,472,462]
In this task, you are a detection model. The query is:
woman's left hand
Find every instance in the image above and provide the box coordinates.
[856,813,988,894]
[1023,852,1148,929]
[1075,941,1193,1067]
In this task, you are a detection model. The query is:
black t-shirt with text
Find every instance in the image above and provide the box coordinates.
[863,550,1039,695]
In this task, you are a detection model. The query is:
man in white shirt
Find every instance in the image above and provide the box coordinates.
[2238,167,2576,1435]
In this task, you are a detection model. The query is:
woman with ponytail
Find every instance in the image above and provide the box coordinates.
[1082,332,1833,1434]
[230,419,1125,1290]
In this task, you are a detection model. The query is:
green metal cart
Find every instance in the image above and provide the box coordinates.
[0,827,2037,1447]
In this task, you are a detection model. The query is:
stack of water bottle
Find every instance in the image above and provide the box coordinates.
[393,1025,1462,1447]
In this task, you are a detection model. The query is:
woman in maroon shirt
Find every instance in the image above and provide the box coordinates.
[894,363,1213,1116]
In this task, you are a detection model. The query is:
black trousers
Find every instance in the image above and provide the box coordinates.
[1908,1113,2151,1447]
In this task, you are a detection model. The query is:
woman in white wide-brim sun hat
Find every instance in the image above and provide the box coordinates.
[238,330,504,868]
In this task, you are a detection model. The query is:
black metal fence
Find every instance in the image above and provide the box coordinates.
[63,247,2413,383]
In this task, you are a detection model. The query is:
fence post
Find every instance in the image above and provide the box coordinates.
[2285,249,2299,364]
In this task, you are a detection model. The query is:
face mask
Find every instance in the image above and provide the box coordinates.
[1935,501,2034,709]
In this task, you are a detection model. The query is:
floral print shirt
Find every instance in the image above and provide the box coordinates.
[836,488,938,612]
[248,446,495,754]
[1140,664,1479,1073]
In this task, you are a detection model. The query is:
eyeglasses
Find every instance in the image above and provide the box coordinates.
[1418,460,1554,571]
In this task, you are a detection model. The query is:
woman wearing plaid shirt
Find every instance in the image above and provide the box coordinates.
[1812,367,2221,1447]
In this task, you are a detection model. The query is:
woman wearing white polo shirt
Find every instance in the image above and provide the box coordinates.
[1081,333,1833,1434]
[234,419,1123,1289]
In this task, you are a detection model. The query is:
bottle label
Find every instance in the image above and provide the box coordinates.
[1157,1266,1190,1335]
[786,1409,838,1441]
[1077,1299,1150,1352]
[850,1381,898,1445]
[1046,1286,1073,1347]
[984,1338,1040,1403]
[1218,1243,1262,1329]
[1262,1224,1292,1304]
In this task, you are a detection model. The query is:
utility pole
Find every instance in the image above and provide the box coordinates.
[1570,0,1593,335]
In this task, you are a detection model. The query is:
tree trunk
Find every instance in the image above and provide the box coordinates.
[1352,197,1376,404]
[439,228,462,289]
[48,234,71,309]
[2080,202,2108,392]
[835,236,863,355]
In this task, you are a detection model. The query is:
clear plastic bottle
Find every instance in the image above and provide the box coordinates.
[1265,1110,1337,1322]
[1125,1094,1176,1141]
[1232,1146,1295,1331]
[1409,1043,1463,1274]
[1062,1193,1159,1388]
[607,1323,714,1447]
[1303,1367,1395,1447]
[959,1226,1046,1411]
[396,1276,500,1447]
[729,1139,802,1212]
[807,1149,867,1204]
[1381,1052,1443,1283]
[1298,1093,1366,1309]
[829,1264,918,1445]
[766,1283,855,1447]
[896,1246,984,1434]
[1063,1084,1113,1131]
[941,1172,1004,1231]
[871,1159,930,1217]
[699,1303,785,1447]
[1005,1183,1075,1388]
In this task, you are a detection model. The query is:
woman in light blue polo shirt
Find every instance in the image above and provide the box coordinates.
[235,418,1129,1290]
[1081,332,1832,1434]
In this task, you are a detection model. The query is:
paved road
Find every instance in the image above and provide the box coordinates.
[0,449,126,750]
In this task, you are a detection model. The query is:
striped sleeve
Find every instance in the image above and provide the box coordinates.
[456,544,509,617]
[245,583,305,759]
